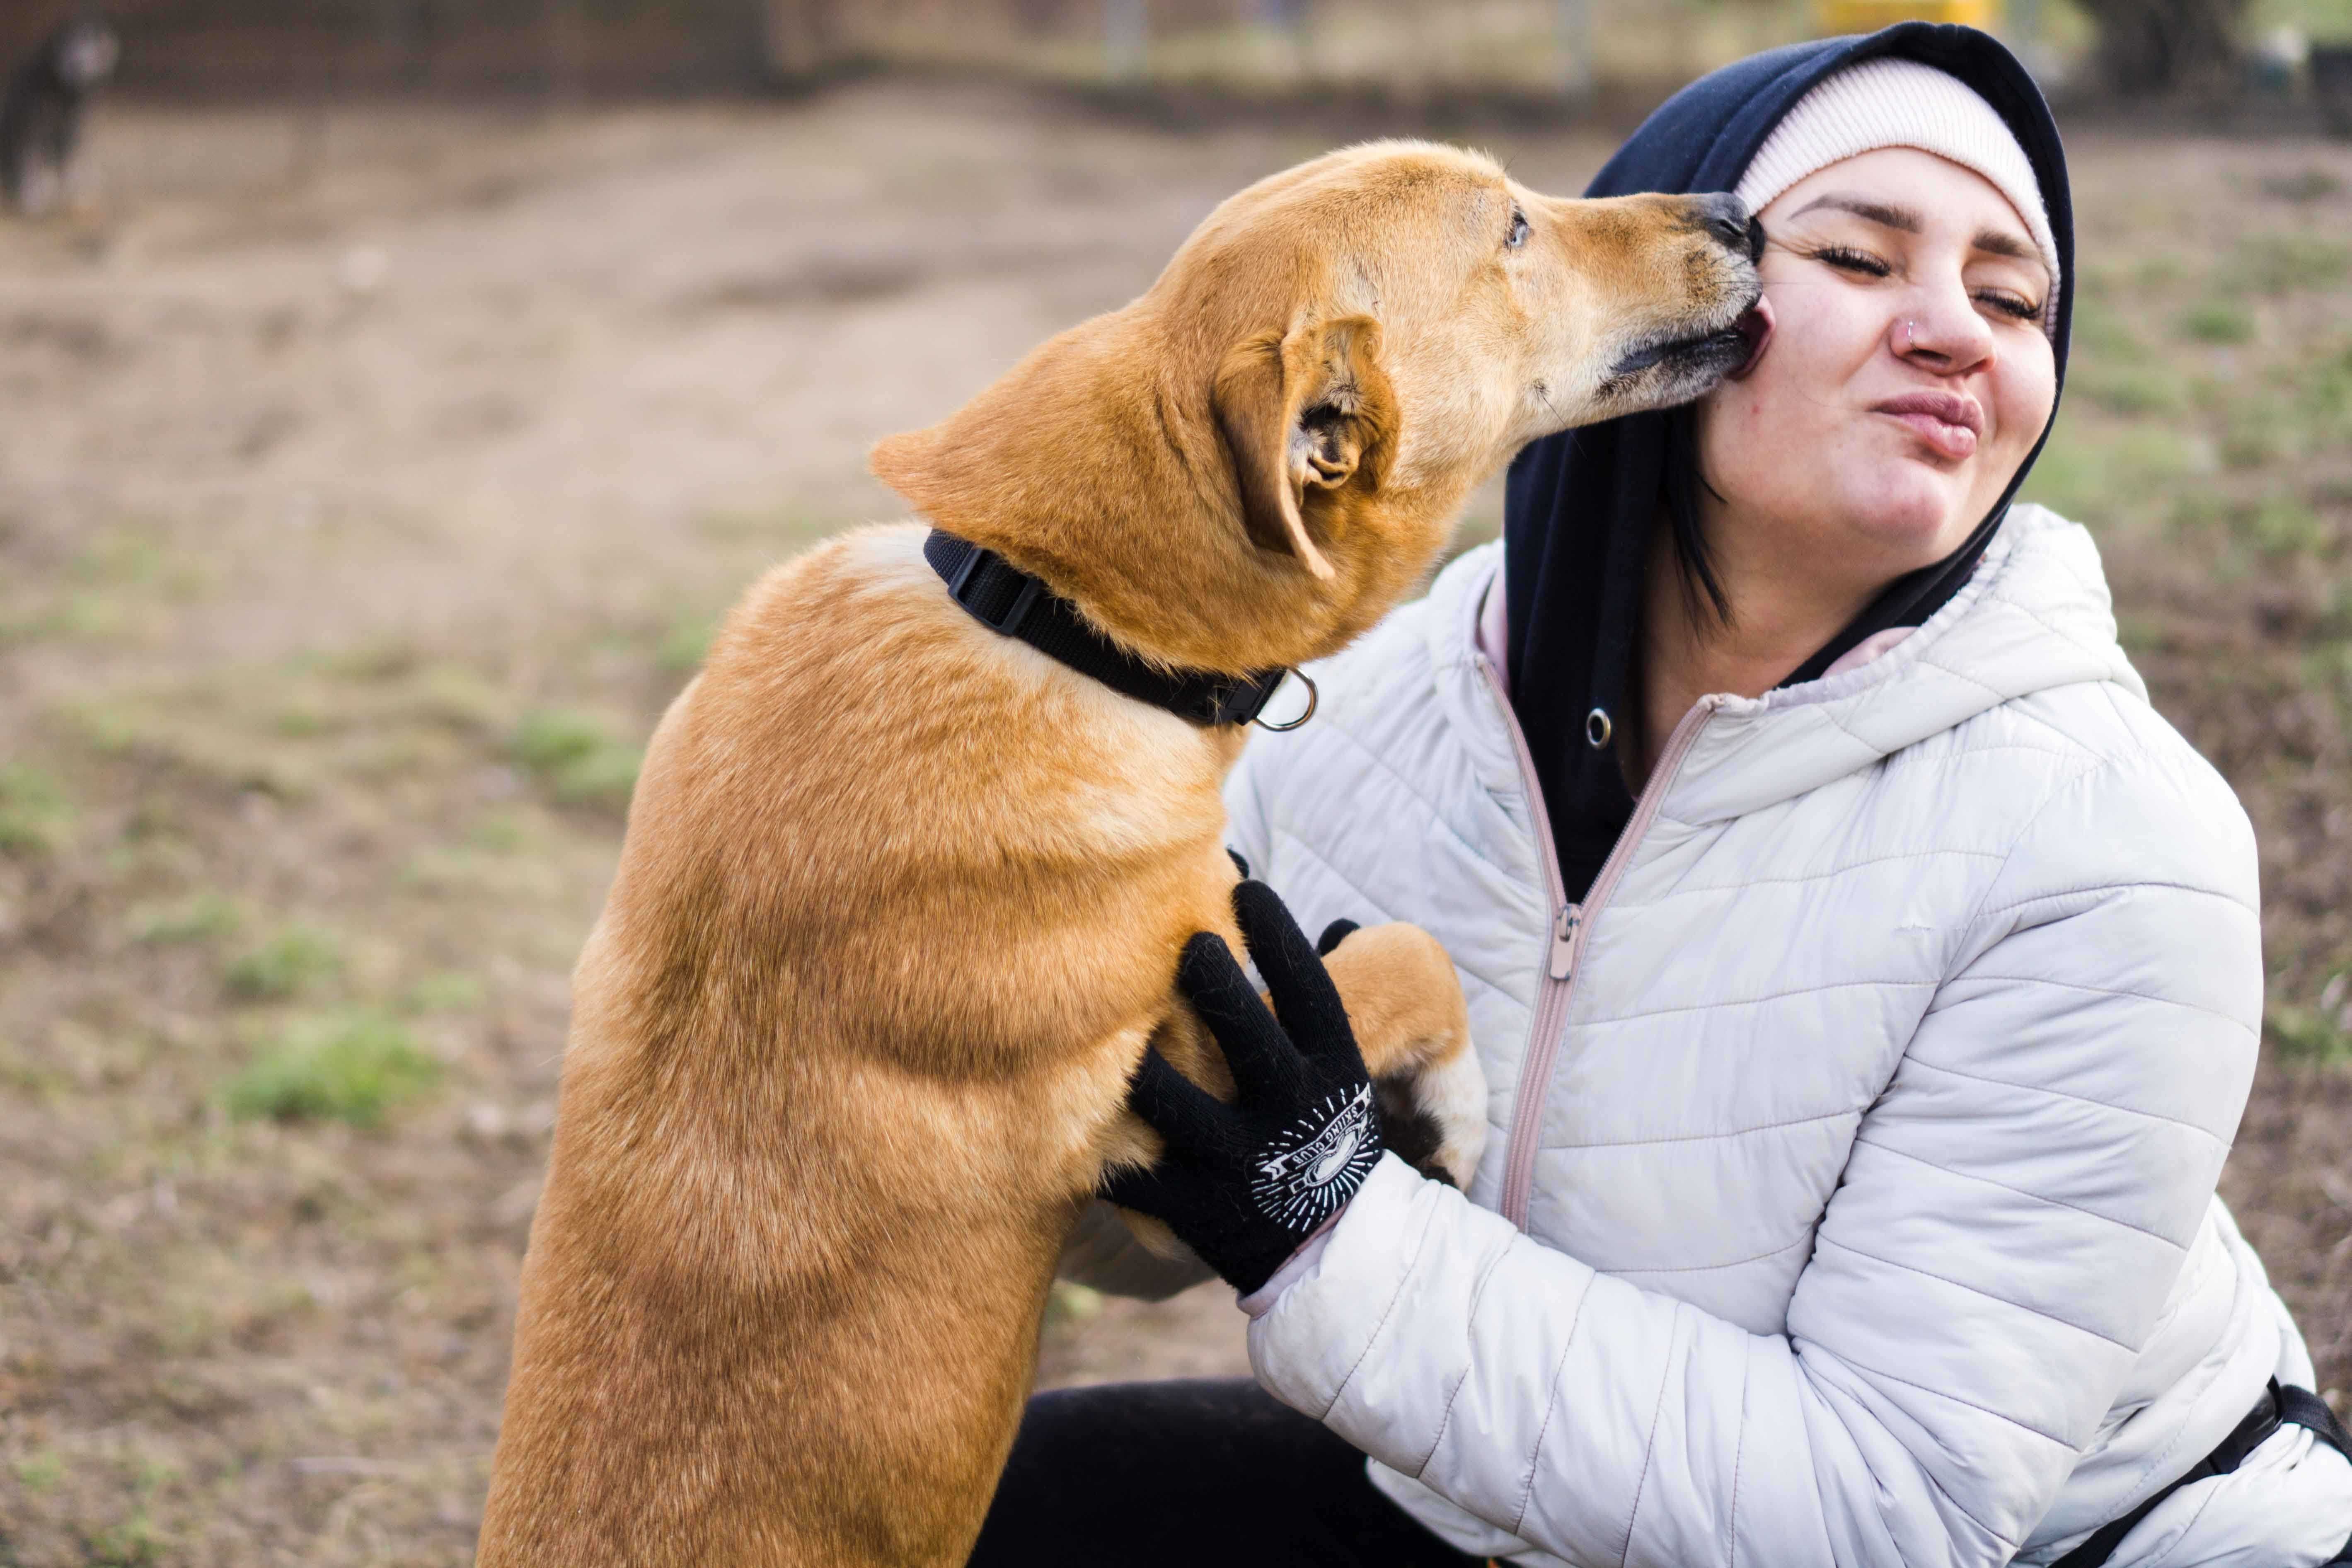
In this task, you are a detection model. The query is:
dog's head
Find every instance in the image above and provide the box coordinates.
[873,142,1760,674]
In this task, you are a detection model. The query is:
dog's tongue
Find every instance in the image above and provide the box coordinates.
[1729,297,1775,381]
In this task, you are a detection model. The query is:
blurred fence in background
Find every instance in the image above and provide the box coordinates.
[0,0,2016,102]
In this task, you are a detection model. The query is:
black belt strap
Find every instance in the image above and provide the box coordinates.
[923,530,1300,730]
[2054,1382,2352,1568]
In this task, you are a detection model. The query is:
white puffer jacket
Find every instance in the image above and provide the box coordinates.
[1193,507,2350,1566]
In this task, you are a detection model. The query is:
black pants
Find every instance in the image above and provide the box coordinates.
[969,1379,1489,1568]
[975,1379,2352,1567]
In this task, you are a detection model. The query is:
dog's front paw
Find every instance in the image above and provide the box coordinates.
[1316,921,1487,1191]
[1374,1044,1487,1189]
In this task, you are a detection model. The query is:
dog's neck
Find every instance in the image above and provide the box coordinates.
[923,530,1298,728]
[874,310,1466,676]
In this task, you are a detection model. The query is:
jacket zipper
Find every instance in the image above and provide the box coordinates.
[1474,653,1721,1229]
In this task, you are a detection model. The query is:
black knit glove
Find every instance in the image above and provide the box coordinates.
[1102,881,1382,1295]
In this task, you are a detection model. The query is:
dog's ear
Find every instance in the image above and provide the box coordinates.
[867,315,1122,540]
[869,426,940,516]
[1211,314,1394,583]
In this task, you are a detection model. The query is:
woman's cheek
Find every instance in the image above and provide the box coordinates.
[1999,344,2059,452]
[1984,341,2058,491]
[1701,377,1798,514]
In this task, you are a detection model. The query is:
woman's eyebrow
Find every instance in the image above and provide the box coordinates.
[1971,227,2042,270]
[1786,194,1919,231]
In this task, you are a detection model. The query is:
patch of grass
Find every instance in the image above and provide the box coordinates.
[2069,290,2154,362]
[2222,233,2352,297]
[2239,495,2330,557]
[2168,485,2235,535]
[271,702,337,738]
[468,811,527,852]
[404,663,507,732]
[2179,301,2257,345]
[0,763,72,854]
[1045,1280,1105,1326]
[656,612,721,674]
[87,1513,165,1568]
[130,891,242,945]
[2115,611,2166,655]
[64,697,148,754]
[510,708,641,810]
[2267,1001,2352,1063]
[402,970,484,1013]
[2023,422,2208,526]
[2074,362,2187,417]
[224,1012,443,1127]
[2020,426,2104,520]
[223,927,343,1002]
[2263,170,2344,204]
[2298,344,2352,430]
[2221,421,2284,471]
[62,694,321,800]
[324,639,421,682]
[2120,425,2212,479]
[16,1447,64,1493]
[2313,638,2352,718]
[68,528,166,589]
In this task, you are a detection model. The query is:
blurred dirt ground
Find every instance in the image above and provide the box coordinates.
[0,84,2348,1566]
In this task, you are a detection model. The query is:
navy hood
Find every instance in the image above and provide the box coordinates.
[1500,23,2074,902]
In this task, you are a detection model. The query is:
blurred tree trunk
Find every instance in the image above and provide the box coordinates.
[760,0,844,81]
[2075,0,2246,94]
[1104,0,1147,80]
[540,0,586,98]
[388,0,439,87]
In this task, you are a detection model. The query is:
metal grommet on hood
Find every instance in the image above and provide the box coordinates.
[1586,708,1613,748]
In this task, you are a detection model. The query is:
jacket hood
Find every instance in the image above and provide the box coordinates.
[1500,24,2076,898]
[1435,503,2134,826]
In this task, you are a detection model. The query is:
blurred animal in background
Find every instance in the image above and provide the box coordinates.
[1,13,120,216]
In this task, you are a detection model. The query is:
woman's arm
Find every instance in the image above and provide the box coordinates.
[1247,754,2263,1568]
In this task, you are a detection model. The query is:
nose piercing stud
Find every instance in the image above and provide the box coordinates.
[1900,317,1919,351]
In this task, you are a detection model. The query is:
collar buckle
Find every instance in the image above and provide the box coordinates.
[944,542,1047,639]
[1206,672,1281,728]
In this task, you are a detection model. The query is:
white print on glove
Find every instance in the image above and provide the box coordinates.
[1251,1083,1379,1230]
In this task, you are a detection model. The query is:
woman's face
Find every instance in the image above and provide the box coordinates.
[1694,147,2058,595]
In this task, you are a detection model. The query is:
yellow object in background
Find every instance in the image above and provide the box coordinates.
[1815,0,2001,33]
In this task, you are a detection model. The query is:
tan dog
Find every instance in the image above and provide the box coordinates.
[478,141,1761,1568]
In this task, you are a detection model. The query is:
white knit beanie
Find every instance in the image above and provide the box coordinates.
[1734,58,2060,327]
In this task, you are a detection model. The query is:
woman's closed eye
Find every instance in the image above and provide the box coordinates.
[1806,243,1890,278]
[1972,286,2043,322]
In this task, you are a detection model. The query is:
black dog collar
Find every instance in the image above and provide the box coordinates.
[923,530,1312,731]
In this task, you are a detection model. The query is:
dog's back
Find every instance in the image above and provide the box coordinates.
[480,525,1237,1565]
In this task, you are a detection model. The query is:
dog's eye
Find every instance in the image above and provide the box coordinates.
[1506,208,1530,250]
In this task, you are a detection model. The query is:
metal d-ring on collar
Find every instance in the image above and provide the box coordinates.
[1255,670,1318,733]
[924,530,1315,733]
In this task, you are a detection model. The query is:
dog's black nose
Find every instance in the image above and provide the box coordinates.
[1694,192,1762,263]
